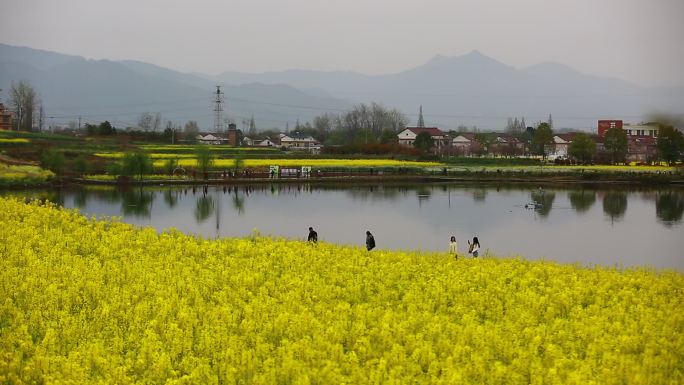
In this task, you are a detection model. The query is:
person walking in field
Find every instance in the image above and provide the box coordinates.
[307,227,318,243]
[468,236,481,257]
[366,231,375,251]
[449,236,458,258]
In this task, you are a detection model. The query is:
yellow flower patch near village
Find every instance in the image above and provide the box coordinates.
[0,197,682,384]
[0,138,30,144]
[168,158,443,169]
[0,164,54,184]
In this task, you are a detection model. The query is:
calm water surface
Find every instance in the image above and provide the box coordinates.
[8,183,684,269]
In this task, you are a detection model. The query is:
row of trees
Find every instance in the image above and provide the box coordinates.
[251,103,409,146]
[557,124,683,165]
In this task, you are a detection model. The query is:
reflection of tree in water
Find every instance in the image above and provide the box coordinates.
[232,190,245,215]
[472,189,487,202]
[417,188,431,204]
[194,194,215,223]
[163,190,179,208]
[568,190,596,214]
[530,191,555,217]
[603,191,628,223]
[345,186,402,202]
[44,189,65,206]
[90,187,123,205]
[121,187,154,218]
[656,192,684,227]
[73,188,88,208]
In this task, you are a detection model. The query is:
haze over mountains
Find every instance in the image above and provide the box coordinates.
[1,43,682,132]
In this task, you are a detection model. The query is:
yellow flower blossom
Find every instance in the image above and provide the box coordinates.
[0,197,682,384]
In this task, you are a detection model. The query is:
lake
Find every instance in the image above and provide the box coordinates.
[6,183,683,270]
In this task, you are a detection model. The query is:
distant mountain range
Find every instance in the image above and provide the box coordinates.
[1,43,682,131]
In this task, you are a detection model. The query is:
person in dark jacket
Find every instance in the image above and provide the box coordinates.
[307,227,318,243]
[366,231,375,251]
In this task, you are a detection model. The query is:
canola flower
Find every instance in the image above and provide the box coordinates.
[0,164,54,184]
[163,158,442,169]
[0,138,30,144]
[0,197,682,384]
[138,145,277,152]
[93,153,443,168]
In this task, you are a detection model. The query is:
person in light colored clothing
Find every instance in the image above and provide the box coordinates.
[449,236,458,259]
[468,236,481,257]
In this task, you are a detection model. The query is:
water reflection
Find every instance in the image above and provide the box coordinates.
[530,190,555,217]
[121,187,155,218]
[73,188,88,208]
[568,190,596,214]
[2,183,682,269]
[164,190,179,208]
[603,191,628,223]
[194,195,215,223]
[471,188,487,202]
[232,189,245,215]
[656,192,684,227]
[344,185,402,202]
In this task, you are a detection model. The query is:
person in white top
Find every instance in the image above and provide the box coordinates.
[449,236,458,259]
[468,236,481,258]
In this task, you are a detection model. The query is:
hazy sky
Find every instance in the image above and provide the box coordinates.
[2,0,683,86]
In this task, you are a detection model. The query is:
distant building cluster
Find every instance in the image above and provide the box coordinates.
[185,116,664,163]
[197,123,322,154]
[392,119,661,163]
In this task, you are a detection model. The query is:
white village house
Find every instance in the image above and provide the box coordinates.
[397,127,449,149]
[196,133,228,145]
[451,133,482,156]
[279,133,321,152]
[244,136,278,147]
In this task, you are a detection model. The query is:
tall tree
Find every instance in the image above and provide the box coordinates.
[38,105,44,131]
[568,133,596,163]
[121,152,153,181]
[656,124,684,165]
[313,113,333,133]
[532,122,554,160]
[195,147,215,175]
[414,132,433,153]
[9,80,38,131]
[248,116,257,136]
[417,105,425,128]
[138,112,153,131]
[603,127,628,164]
[152,112,162,132]
[183,120,199,140]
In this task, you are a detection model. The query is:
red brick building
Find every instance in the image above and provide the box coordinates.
[0,103,13,131]
[598,120,623,137]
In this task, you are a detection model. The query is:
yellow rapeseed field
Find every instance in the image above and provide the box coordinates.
[0,164,54,184]
[168,158,442,169]
[1,197,682,384]
[0,138,30,144]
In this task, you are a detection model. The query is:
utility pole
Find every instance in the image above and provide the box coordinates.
[39,105,44,132]
[78,116,82,130]
[213,86,224,134]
